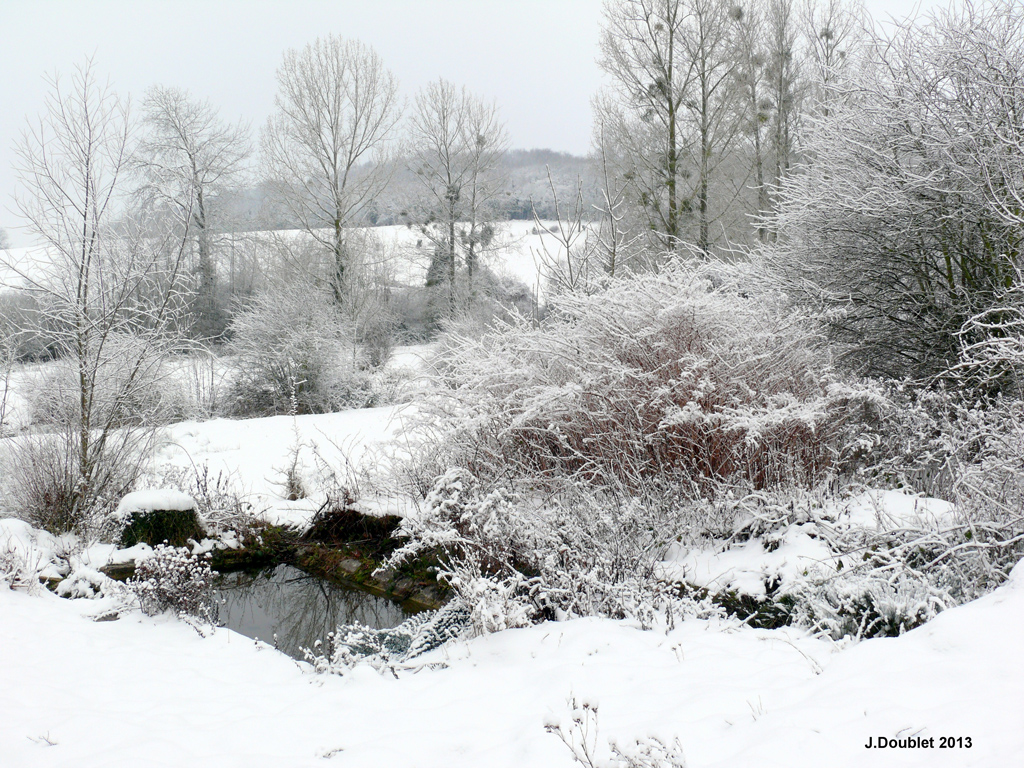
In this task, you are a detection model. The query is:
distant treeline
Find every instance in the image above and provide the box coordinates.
[208,149,599,232]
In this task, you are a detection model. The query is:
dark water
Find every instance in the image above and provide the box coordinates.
[213,564,412,660]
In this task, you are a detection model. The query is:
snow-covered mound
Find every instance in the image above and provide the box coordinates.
[837,489,956,530]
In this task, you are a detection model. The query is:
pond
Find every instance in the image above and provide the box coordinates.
[213,564,416,660]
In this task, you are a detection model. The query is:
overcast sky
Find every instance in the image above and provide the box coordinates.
[1,0,945,244]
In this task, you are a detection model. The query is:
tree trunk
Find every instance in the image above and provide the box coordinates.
[332,217,345,304]
[448,215,457,315]
[194,189,218,332]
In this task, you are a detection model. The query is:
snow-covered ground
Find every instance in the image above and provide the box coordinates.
[347,219,561,298]
[661,491,959,599]
[1,220,563,301]
[1,555,1021,767]
[1,341,434,524]
[148,404,417,527]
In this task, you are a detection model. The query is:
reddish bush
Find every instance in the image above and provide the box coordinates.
[423,263,882,495]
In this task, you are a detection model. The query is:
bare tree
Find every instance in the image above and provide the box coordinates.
[681,0,745,252]
[531,169,595,295]
[262,35,402,304]
[799,0,864,116]
[3,61,191,533]
[732,0,771,239]
[589,113,647,280]
[406,78,508,316]
[135,85,251,337]
[597,0,691,252]
[764,0,803,195]
[0,327,16,437]
[597,0,745,254]
[734,0,805,239]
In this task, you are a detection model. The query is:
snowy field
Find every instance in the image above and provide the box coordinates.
[150,404,418,526]
[1,548,1021,767]
[0,220,565,299]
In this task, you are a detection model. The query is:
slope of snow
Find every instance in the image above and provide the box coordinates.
[1,560,1021,767]
[310,220,557,298]
[149,404,417,527]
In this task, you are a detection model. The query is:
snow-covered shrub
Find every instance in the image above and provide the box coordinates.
[2,433,81,535]
[458,573,536,633]
[129,544,217,624]
[151,463,255,536]
[422,263,880,495]
[952,281,1024,397]
[546,696,688,768]
[304,599,472,675]
[27,335,186,430]
[856,384,959,498]
[951,404,1024,523]
[0,543,37,590]
[365,365,415,407]
[273,427,308,501]
[358,310,397,370]
[158,354,224,424]
[767,2,1024,383]
[381,469,542,629]
[56,566,118,600]
[0,291,64,364]
[385,469,718,627]
[858,390,1024,598]
[711,479,1023,638]
[2,338,173,537]
[388,265,884,627]
[788,570,948,640]
[307,429,370,509]
[225,284,372,417]
[1,432,136,536]
[933,401,1024,596]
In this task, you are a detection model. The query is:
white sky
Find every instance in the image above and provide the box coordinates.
[1,0,945,244]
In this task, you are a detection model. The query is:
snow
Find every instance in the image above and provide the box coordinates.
[1,561,1022,766]
[0,518,73,581]
[0,330,1017,764]
[663,523,835,598]
[336,219,560,299]
[661,490,959,600]
[115,489,196,517]
[1,221,554,299]
[149,404,416,528]
[387,342,436,373]
[837,489,957,530]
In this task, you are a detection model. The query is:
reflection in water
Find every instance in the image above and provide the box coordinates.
[213,564,411,660]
